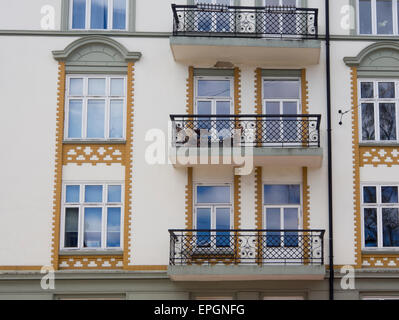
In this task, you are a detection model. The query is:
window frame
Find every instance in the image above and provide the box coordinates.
[69,0,129,31]
[60,182,124,251]
[358,79,399,143]
[64,75,127,142]
[361,183,399,250]
[357,0,399,35]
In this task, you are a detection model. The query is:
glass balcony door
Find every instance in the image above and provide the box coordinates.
[194,0,233,33]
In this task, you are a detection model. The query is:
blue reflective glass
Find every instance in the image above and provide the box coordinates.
[197,186,230,203]
[266,208,280,247]
[91,0,108,29]
[364,208,378,247]
[68,100,82,138]
[284,208,298,247]
[110,100,123,138]
[376,0,393,34]
[72,0,86,29]
[85,185,103,202]
[359,0,372,34]
[107,207,121,247]
[264,185,300,205]
[84,207,102,247]
[363,186,377,203]
[216,208,230,247]
[64,208,79,248]
[108,185,121,203]
[383,208,399,247]
[382,186,398,203]
[66,185,80,203]
[87,100,105,138]
[113,0,126,29]
[70,78,83,95]
[197,80,230,97]
[197,208,211,246]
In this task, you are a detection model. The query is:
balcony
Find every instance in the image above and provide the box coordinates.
[169,114,323,169]
[170,4,321,66]
[168,229,325,281]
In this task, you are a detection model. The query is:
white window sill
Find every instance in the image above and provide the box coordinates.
[59,250,123,256]
[63,140,126,145]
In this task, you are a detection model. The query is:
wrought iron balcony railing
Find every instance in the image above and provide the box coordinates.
[169,229,325,266]
[172,4,318,39]
[170,114,321,148]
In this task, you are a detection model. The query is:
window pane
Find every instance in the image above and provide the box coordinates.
[113,0,126,29]
[85,185,103,202]
[66,185,80,203]
[107,207,121,247]
[70,78,83,96]
[263,81,299,99]
[110,78,124,96]
[108,185,122,203]
[216,101,230,115]
[361,103,375,140]
[378,82,395,98]
[68,100,83,138]
[216,208,230,247]
[364,208,378,247]
[266,102,280,115]
[72,0,86,29]
[382,208,399,247]
[284,208,298,247]
[359,0,372,34]
[197,208,211,246]
[91,0,108,29]
[87,100,105,138]
[379,103,396,140]
[110,100,123,138]
[264,185,300,205]
[88,78,106,96]
[361,82,374,98]
[65,208,79,248]
[197,80,231,97]
[197,186,230,203]
[376,0,393,34]
[382,186,398,203]
[84,208,102,247]
[266,208,280,247]
[363,186,377,203]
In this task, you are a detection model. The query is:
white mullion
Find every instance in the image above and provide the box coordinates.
[372,0,377,35]
[102,185,107,248]
[109,0,113,30]
[393,0,398,35]
[86,0,91,30]
[80,184,85,249]
[83,78,88,139]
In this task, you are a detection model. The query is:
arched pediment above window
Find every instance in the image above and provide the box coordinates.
[344,42,399,77]
[52,36,141,73]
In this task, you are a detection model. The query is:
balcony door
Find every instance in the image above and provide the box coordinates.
[195,77,233,143]
[263,184,302,264]
[194,185,232,249]
[263,79,301,145]
[262,0,299,36]
[194,0,233,33]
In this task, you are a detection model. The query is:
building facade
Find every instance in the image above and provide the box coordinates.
[1,0,399,300]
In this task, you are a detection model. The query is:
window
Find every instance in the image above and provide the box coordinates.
[194,0,232,33]
[194,185,232,247]
[71,0,127,30]
[359,80,398,142]
[263,79,301,143]
[358,0,399,35]
[65,76,125,140]
[362,185,399,249]
[263,184,301,247]
[62,183,123,250]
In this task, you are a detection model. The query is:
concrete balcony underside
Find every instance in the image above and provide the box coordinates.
[168,265,326,281]
[170,36,321,66]
[169,147,323,168]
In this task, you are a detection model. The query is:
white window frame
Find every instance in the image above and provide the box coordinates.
[361,183,399,251]
[358,79,399,143]
[357,0,399,35]
[64,75,127,141]
[69,0,129,31]
[263,0,299,6]
[60,182,124,251]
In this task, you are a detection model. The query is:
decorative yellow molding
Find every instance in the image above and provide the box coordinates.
[351,67,362,269]
[254,68,262,115]
[302,167,310,230]
[186,66,194,114]
[63,144,126,166]
[50,62,66,270]
[301,69,309,114]
[360,146,399,167]
[0,266,43,271]
[123,62,135,269]
[234,67,242,115]
[362,254,399,268]
[234,175,242,229]
[185,167,194,229]
[59,255,123,269]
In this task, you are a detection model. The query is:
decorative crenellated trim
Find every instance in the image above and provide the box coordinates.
[234,175,242,229]
[302,167,310,230]
[185,167,194,229]
[362,254,399,268]
[123,62,135,269]
[59,255,123,269]
[301,69,309,114]
[234,67,242,115]
[186,66,194,114]
[360,146,399,167]
[62,144,126,166]
[254,167,263,230]
[254,68,262,115]
[351,67,362,269]
[50,62,66,270]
